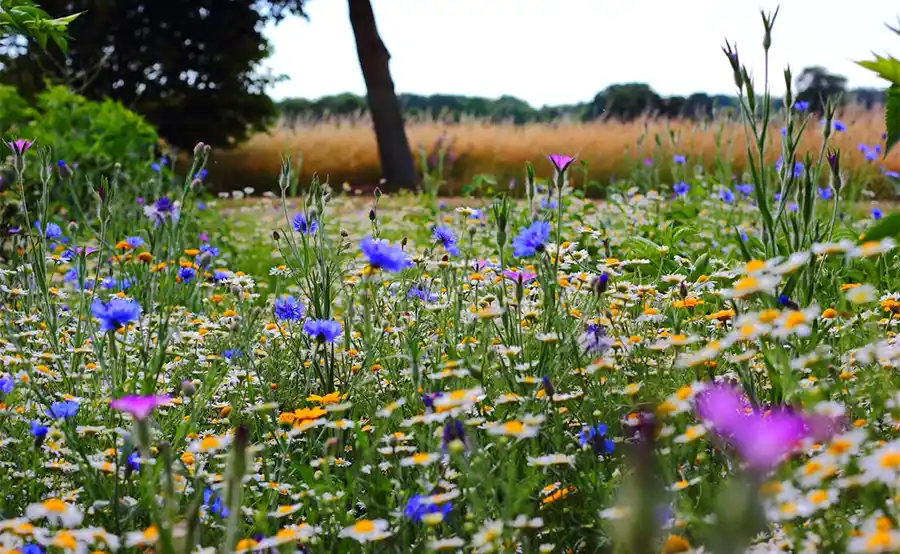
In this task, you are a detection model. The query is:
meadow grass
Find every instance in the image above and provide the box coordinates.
[213,106,900,195]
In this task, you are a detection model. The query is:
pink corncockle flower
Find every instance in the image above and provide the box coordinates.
[6,139,34,156]
[502,269,536,283]
[75,247,99,256]
[110,395,171,420]
[695,384,831,471]
[547,154,576,173]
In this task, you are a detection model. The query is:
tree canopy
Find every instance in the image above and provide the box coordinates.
[0,0,308,150]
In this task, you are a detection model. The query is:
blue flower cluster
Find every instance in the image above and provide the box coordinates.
[512,221,550,257]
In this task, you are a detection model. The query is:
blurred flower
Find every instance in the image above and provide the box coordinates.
[578,424,614,455]
[303,319,342,343]
[34,221,62,240]
[6,138,34,155]
[872,208,884,220]
[338,519,392,543]
[672,154,686,165]
[360,236,410,272]
[673,181,689,196]
[178,266,196,283]
[91,297,141,332]
[793,101,809,111]
[512,221,550,257]
[46,400,80,420]
[432,225,459,256]
[110,395,171,420]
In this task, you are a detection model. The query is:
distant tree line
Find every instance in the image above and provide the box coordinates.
[279,68,888,124]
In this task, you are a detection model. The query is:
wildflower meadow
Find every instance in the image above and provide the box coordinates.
[6,10,900,554]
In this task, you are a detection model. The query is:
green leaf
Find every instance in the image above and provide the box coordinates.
[886,85,900,156]
[856,55,900,84]
[687,253,709,282]
[859,211,900,243]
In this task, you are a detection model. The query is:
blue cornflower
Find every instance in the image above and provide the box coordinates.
[673,181,690,197]
[303,319,342,343]
[793,100,809,111]
[432,225,459,256]
[788,202,799,212]
[200,244,219,257]
[818,187,833,200]
[779,127,787,137]
[101,277,119,290]
[778,295,799,310]
[408,285,438,302]
[441,419,468,451]
[125,236,145,248]
[195,169,208,180]
[672,154,686,165]
[403,494,453,523]
[511,221,551,257]
[539,199,558,210]
[872,208,884,220]
[223,348,242,361]
[0,376,13,394]
[360,236,410,272]
[214,270,232,282]
[127,451,140,471]
[178,267,196,283]
[578,423,614,455]
[886,170,900,179]
[30,421,48,438]
[34,221,62,239]
[47,400,79,420]
[833,120,846,132]
[59,250,75,263]
[292,213,318,235]
[735,183,753,197]
[719,189,735,203]
[91,297,141,332]
[151,162,161,173]
[21,544,43,554]
[274,296,304,321]
[203,488,229,518]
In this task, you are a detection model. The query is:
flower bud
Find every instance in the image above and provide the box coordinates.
[194,142,206,156]
[181,379,196,397]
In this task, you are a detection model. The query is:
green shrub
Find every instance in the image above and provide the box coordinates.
[1,84,159,197]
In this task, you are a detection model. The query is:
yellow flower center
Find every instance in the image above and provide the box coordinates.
[353,520,376,533]
[809,490,828,504]
[745,260,765,273]
[880,452,900,469]
[200,437,219,450]
[784,311,806,329]
[412,453,431,464]
[503,421,525,435]
[42,499,67,513]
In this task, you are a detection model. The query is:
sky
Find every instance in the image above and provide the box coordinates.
[265,0,900,107]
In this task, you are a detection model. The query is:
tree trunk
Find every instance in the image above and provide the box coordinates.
[348,0,418,191]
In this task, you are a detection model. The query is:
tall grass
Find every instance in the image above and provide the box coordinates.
[212,106,900,194]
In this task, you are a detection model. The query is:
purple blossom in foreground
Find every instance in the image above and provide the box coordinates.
[110,395,171,420]
[695,384,834,471]
[6,138,34,155]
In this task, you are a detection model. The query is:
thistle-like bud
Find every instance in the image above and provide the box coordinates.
[340,229,349,238]
[181,379,196,397]
[193,142,206,156]
[593,273,610,295]
[401,236,408,248]
[680,281,688,299]
[272,230,280,242]
[368,209,376,222]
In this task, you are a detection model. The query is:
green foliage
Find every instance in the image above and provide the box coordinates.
[0,0,80,52]
[0,0,308,149]
[860,210,900,243]
[887,85,900,155]
[0,84,159,203]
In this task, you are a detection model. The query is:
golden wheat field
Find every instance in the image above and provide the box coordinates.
[210,107,900,193]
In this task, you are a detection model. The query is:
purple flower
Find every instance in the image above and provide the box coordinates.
[360,236,411,272]
[719,189,735,203]
[502,269,536,283]
[125,236,145,248]
[303,319,342,343]
[672,154,686,165]
[793,101,809,111]
[673,181,690,197]
[292,213,318,235]
[273,296,304,321]
[735,183,753,197]
[886,170,900,179]
[110,395,171,420]
[91,297,141,332]
[404,494,452,523]
[511,221,550,257]
[818,187,833,200]
[47,400,79,420]
[643,158,653,166]
[695,385,825,471]
[547,153,576,173]
[432,225,459,256]
[6,138,34,155]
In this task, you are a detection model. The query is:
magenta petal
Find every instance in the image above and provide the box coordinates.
[110,395,170,420]
[547,153,575,172]
[695,384,749,437]
[731,410,806,470]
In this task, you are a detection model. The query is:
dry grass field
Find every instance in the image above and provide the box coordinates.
[209,107,900,194]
